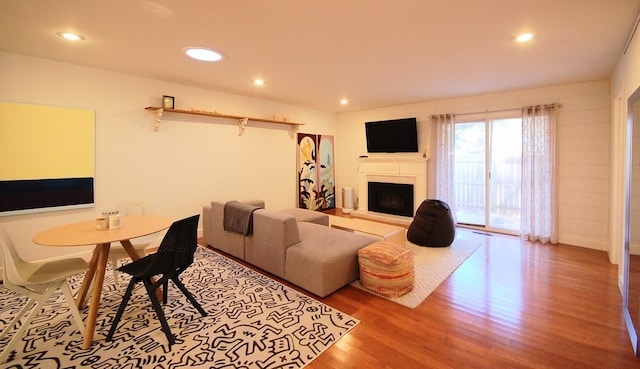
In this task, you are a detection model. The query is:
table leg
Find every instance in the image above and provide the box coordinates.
[83,242,110,349]
[76,245,101,309]
[119,239,144,260]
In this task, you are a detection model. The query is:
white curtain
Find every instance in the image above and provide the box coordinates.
[435,114,456,210]
[521,104,559,244]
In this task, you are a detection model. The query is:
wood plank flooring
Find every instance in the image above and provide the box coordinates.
[202,215,640,368]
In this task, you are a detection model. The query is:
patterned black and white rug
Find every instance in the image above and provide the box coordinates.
[0,247,359,368]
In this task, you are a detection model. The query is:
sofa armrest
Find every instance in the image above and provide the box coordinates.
[204,199,266,260]
[246,209,301,279]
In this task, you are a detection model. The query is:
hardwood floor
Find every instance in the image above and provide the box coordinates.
[311,227,639,369]
[202,214,640,368]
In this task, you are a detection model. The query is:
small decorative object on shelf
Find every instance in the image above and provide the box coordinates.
[162,95,175,109]
[190,107,219,115]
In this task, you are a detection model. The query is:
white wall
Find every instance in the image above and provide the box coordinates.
[610,25,640,283]
[0,52,336,261]
[0,48,625,263]
[335,80,611,251]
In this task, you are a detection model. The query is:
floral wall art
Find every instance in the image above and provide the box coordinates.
[297,133,335,211]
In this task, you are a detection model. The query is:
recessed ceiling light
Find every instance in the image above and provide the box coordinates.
[184,47,224,62]
[340,99,349,105]
[516,33,534,43]
[254,79,265,86]
[56,32,85,41]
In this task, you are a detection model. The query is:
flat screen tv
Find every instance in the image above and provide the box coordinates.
[365,117,418,153]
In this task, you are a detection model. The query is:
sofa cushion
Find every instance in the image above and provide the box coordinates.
[286,222,376,297]
[278,208,329,226]
[245,209,301,279]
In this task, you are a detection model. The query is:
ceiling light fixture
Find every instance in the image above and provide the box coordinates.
[56,32,85,41]
[184,47,224,62]
[340,99,349,105]
[254,79,265,86]
[516,33,534,43]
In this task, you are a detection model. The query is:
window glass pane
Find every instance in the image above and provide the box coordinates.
[488,118,522,231]
[454,122,485,225]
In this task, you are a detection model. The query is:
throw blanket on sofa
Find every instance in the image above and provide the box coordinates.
[223,201,262,235]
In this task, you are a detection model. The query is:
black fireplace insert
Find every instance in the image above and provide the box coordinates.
[368,181,414,217]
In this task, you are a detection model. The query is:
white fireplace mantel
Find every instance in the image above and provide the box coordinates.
[355,157,428,223]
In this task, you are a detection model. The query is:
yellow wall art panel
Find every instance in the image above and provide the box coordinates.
[0,101,95,180]
[0,101,95,215]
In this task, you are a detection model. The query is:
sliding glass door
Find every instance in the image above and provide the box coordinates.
[454,118,522,233]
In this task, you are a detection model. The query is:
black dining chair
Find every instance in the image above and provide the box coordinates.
[106,214,207,347]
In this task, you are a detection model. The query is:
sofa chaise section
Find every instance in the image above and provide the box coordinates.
[286,222,375,297]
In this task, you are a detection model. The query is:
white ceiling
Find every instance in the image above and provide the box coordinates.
[1,0,639,112]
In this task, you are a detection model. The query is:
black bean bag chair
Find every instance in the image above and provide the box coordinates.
[407,199,455,247]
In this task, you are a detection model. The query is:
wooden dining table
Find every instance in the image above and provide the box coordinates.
[32,215,173,349]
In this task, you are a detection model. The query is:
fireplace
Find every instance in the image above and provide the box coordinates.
[354,157,428,222]
[368,182,414,217]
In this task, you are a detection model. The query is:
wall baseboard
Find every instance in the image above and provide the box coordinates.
[559,234,607,252]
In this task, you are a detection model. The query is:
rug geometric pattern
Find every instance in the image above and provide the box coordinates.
[0,247,359,368]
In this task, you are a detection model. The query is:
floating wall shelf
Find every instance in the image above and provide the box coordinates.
[145,106,303,136]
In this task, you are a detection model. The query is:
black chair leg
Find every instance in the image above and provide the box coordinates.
[171,277,207,317]
[107,278,137,341]
[144,278,175,346]
[163,280,168,304]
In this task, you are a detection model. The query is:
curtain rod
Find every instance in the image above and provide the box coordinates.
[430,103,562,119]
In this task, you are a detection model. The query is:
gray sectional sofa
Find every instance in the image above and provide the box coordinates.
[202,200,377,297]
